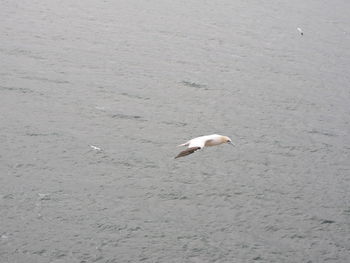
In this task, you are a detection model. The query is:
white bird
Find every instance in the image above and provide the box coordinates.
[297,27,304,36]
[175,134,234,159]
[89,145,102,151]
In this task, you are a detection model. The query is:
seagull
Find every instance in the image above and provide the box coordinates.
[89,145,102,151]
[297,27,304,36]
[175,134,234,159]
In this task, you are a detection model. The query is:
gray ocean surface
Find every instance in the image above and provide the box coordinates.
[1,0,350,262]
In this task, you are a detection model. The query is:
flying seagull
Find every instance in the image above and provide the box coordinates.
[175,134,234,159]
[297,27,304,36]
[89,145,102,151]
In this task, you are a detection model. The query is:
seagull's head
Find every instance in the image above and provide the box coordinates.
[223,136,234,146]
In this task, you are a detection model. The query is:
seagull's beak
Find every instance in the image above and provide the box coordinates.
[228,141,235,146]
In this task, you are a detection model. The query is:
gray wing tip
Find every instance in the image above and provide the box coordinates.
[174,146,201,159]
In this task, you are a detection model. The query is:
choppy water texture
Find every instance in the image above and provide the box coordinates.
[1,0,350,262]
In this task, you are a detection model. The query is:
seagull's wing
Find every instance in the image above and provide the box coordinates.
[175,146,201,159]
[174,137,206,159]
[175,136,208,159]
[188,137,206,148]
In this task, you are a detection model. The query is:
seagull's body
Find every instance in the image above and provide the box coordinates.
[89,145,102,151]
[297,27,304,36]
[175,134,233,159]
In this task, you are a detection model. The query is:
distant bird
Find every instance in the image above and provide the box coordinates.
[89,145,102,151]
[297,27,304,36]
[175,134,234,159]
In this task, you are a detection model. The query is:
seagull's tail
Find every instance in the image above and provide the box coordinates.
[177,141,189,147]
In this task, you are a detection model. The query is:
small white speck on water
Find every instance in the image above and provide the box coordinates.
[38,193,50,200]
[94,106,105,111]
